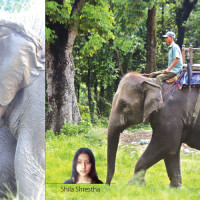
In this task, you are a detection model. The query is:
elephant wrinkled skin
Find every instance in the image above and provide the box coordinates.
[106,72,200,187]
[0,126,16,198]
[0,20,45,199]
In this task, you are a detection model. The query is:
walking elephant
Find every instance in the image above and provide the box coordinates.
[0,20,45,199]
[106,72,200,187]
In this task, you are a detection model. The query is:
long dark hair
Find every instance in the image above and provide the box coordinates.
[70,148,100,183]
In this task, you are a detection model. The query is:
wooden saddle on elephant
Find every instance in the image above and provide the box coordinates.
[142,71,181,84]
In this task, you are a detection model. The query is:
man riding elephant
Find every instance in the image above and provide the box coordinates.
[151,31,183,86]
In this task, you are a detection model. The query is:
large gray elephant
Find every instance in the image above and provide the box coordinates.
[0,20,45,199]
[106,72,200,187]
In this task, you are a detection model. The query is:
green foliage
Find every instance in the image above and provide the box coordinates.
[46,129,55,140]
[45,0,115,53]
[114,36,142,53]
[78,103,91,122]
[80,1,115,35]
[80,33,107,57]
[183,3,200,48]
[45,27,57,45]
[60,120,92,136]
[46,1,71,24]
[82,129,105,148]
[78,101,109,128]
[156,2,178,70]
[45,0,71,44]
[79,1,115,57]
[112,0,149,54]
[128,123,151,132]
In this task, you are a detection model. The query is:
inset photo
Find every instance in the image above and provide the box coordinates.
[0,0,45,199]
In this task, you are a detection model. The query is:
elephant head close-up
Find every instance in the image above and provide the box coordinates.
[107,72,200,187]
[0,19,45,200]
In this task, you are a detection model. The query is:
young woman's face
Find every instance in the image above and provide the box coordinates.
[76,153,92,177]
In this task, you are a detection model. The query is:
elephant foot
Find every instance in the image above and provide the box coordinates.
[168,182,182,188]
[168,183,183,188]
[168,176,182,188]
[128,171,146,186]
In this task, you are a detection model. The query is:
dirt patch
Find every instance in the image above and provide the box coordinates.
[104,129,152,145]
[104,129,200,155]
[119,130,152,145]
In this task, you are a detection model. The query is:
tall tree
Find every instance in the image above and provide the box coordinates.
[46,0,114,133]
[176,0,198,48]
[46,0,85,133]
[146,5,157,73]
[114,48,123,77]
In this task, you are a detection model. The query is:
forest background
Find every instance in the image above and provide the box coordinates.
[45,0,200,132]
[44,1,200,199]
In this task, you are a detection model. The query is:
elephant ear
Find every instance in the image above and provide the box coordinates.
[142,81,163,122]
[0,25,44,107]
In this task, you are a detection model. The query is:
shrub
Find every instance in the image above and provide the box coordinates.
[46,130,55,140]
[128,123,151,132]
[78,103,91,121]
[60,120,92,136]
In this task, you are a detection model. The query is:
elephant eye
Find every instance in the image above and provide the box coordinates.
[0,27,10,39]
[118,99,131,112]
[118,99,127,108]
[0,34,9,40]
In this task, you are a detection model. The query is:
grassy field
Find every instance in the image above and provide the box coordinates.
[46,127,200,200]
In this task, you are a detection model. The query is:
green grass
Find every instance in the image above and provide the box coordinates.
[46,128,200,200]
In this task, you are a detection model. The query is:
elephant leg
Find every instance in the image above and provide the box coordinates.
[128,141,163,185]
[128,126,182,186]
[14,132,45,200]
[128,140,164,185]
[0,126,17,198]
[164,146,182,188]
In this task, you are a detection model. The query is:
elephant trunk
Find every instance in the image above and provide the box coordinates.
[106,123,124,185]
